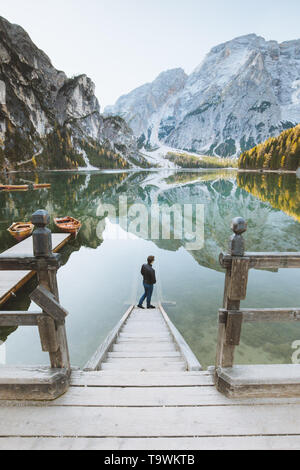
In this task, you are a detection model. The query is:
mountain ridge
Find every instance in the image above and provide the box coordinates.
[106,33,300,158]
[0,16,147,171]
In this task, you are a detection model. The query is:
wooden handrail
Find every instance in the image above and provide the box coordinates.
[0,254,61,271]
[220,308,300,323]
[216,217,300,369]
[0,312,42,326]
[220,252,300,270]
[0,210,70,372]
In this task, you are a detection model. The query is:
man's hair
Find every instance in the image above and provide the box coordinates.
[147,256,155,264]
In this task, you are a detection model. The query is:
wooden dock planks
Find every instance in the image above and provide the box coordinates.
[86,306,202,373]
[1,403,300,438]
[1,369,300,449]
[0,234,71,306]
[1,290,300,449]
[2,215,300,449]
[1,435,300,451]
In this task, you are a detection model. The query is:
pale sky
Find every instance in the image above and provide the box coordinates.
[1,0,300,108]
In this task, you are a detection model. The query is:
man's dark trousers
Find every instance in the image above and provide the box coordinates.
[138,282,154,308]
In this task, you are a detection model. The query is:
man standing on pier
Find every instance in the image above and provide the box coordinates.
[138,256,156,309]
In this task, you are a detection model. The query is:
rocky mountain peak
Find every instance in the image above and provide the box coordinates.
[107,33,300,157]
[0,16,147,170]
[105,67,188,147]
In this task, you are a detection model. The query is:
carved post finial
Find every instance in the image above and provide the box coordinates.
[32,210,52,257]
[229,217,247,256]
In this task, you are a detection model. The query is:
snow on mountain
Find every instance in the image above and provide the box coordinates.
[105,68,188,148]
[105,34,300,157]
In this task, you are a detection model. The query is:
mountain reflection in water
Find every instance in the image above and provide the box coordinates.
[1,169,300,369]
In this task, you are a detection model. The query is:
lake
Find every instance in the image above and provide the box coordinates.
[1,169,300,370]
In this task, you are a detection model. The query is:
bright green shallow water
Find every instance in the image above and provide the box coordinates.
[1,169,300,369]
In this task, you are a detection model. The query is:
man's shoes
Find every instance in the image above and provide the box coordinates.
[137,305,145,309]
[148,305,156,309]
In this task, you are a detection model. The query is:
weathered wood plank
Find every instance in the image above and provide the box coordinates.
[0,312,41,326]
[220,252,300,270]
[1,435,299,450]
[159,303,202,371]
[127,320,164,325]
[70,372,214,387]
[122,326,169,332]
[1,235,70,257]
[101,362,187,372]
[30,285,68,324]
[216,267,239,368]
[2,404,300,437]
[126,317,165,322]
[217,365,300,398]
[222,308,300,323]
[107,352,181,359]
[113,343,177,352]
[116,338,173,344]
[0,367,69,401]
[0,255,60,271]
[125,324,166,329]
[225,311,243,346]
[37,316,59,353]
[228,258,249,301]
[129,317,163,322]
[118,333,172,339]
[0,234,71,307]
[218,365,300,385]
[105,357,183,364]
[83,306,134,371]
[6,386,300,408]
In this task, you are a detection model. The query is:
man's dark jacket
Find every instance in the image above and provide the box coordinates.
[141,263,156,285]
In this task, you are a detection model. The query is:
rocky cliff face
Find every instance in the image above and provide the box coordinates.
[0,16,146,171]
[105,68,188,149]
[106,34,300,157]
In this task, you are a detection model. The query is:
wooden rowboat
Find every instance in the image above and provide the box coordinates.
[54,216,82,235]
[33,183,51,190]
[7,222,34,241]
[0,184,29,191]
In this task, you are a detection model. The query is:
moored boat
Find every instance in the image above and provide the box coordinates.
[54,216,82,234]
[7,222,34,241]
[33,183,51,190]
[0,184,29,191]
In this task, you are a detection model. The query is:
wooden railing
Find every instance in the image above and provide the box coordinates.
[216,217,300,369]
[0,210,70,372]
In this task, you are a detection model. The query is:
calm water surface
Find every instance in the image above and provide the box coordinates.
[1,169,300,369]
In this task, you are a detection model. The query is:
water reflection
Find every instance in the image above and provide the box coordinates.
[1,169,300,368]
[238,172,300,223]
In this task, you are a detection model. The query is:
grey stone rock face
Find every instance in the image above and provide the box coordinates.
[0,16,142,170]
[106,34,300,157]
[105,68,188,149]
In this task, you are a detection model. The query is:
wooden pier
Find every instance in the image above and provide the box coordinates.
[84,304,202,373]
[2,366,300,449]
[1,212,300,450]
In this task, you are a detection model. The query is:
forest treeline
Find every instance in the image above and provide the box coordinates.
[239,124,300,171]
[166,152,237,168]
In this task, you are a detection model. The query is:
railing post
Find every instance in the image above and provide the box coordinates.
[216,217,249,368]
[32,210,70,371]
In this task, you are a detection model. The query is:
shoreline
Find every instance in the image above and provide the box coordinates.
[1,167,239,176]
[3,167,298,176]
[238,169,297,175]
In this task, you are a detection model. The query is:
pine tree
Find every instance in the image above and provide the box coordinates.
[239,124,300,170]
